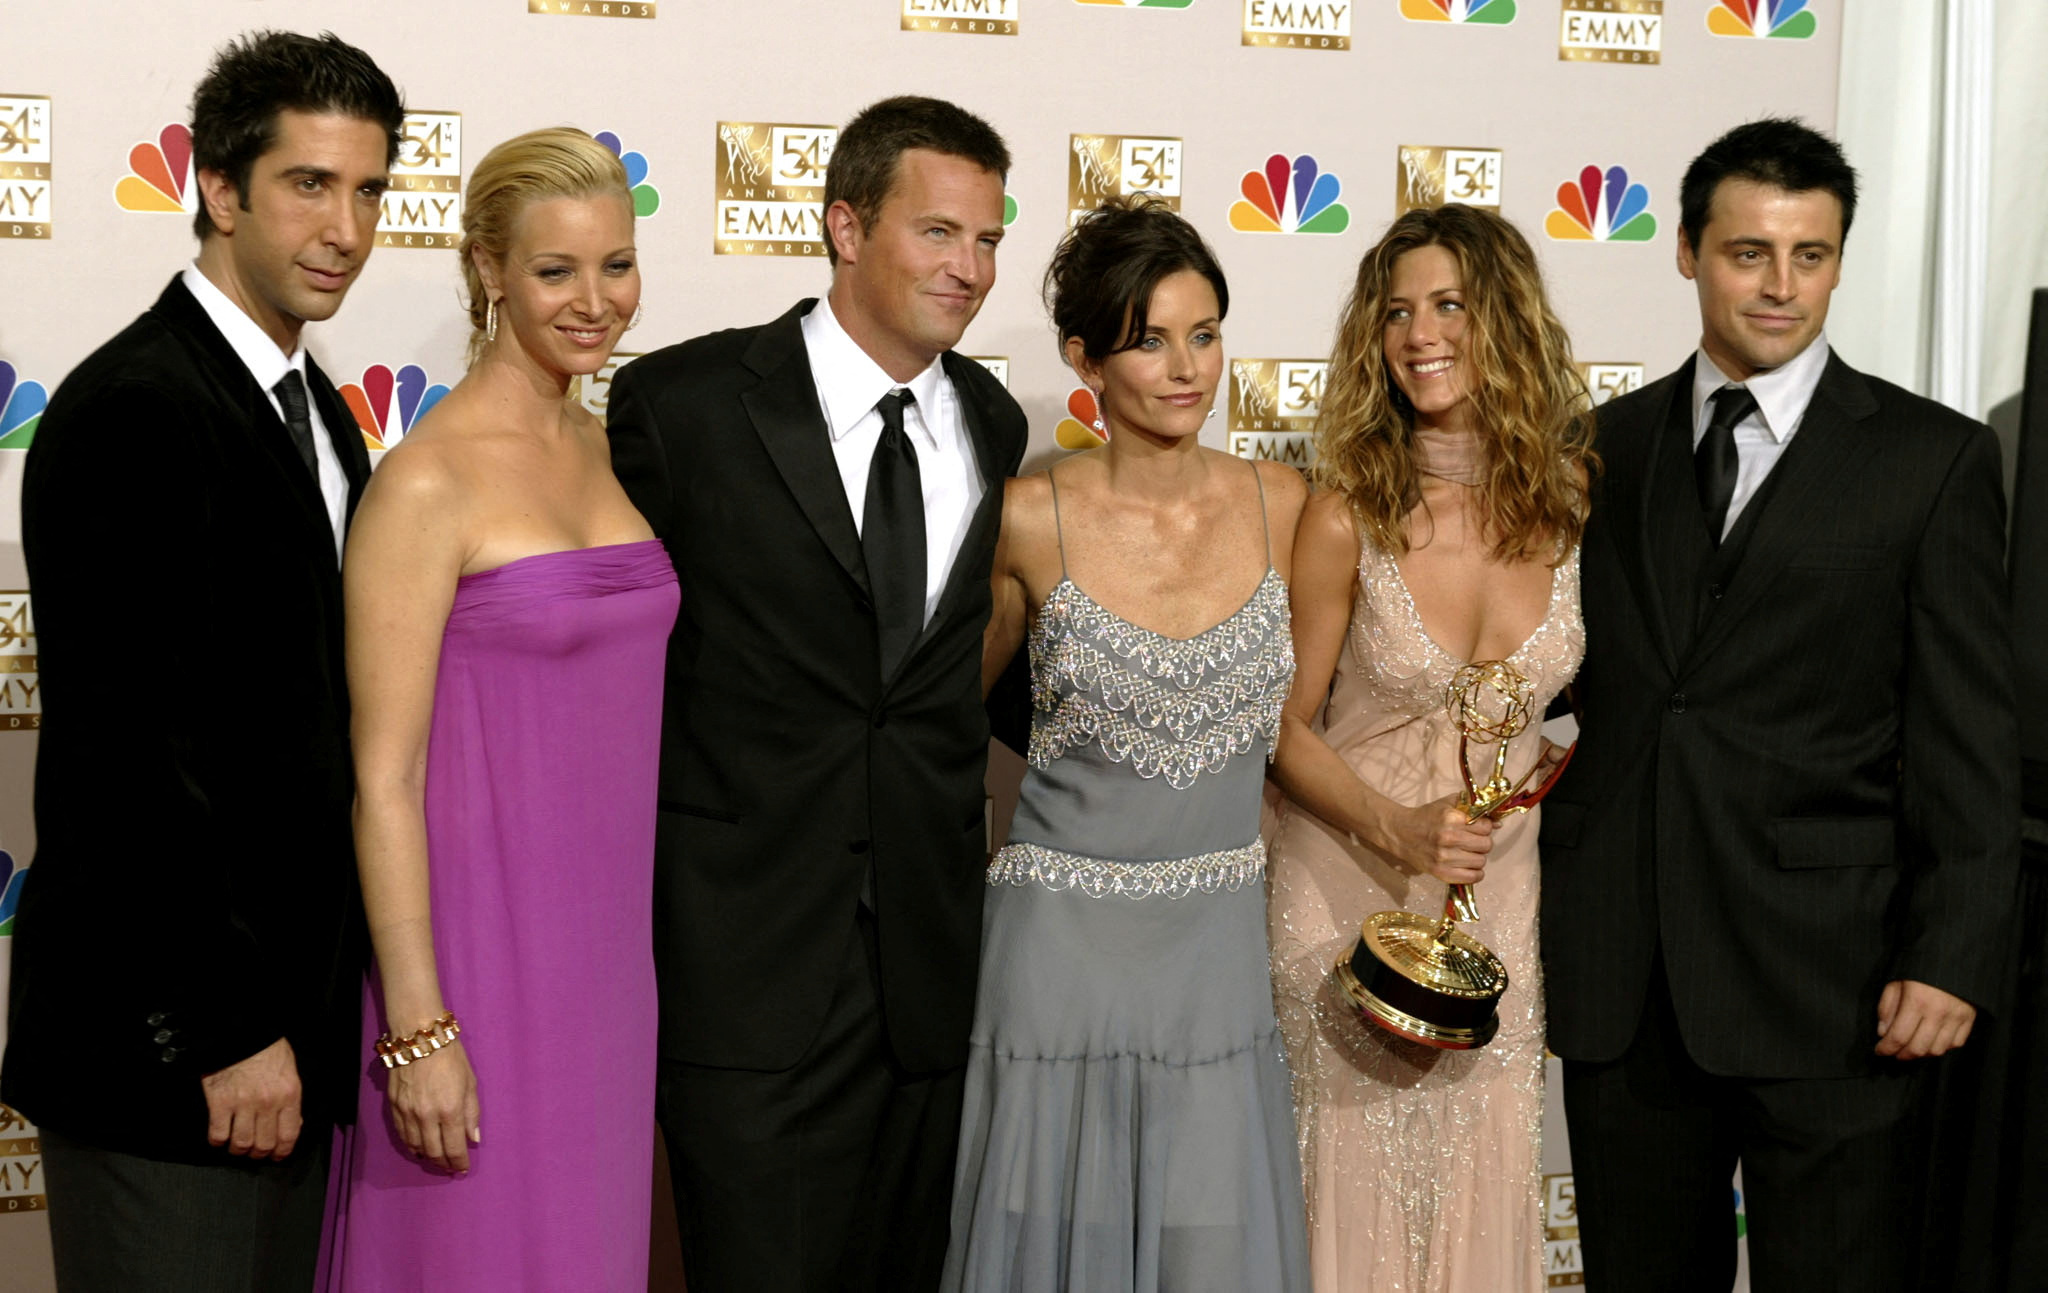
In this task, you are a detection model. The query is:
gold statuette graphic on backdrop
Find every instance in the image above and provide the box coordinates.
[1396,145,1502,216]
[1335,660,1573,1048]
[715,122,836,256]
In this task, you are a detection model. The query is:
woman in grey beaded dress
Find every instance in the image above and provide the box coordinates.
[940,197,1311,1293]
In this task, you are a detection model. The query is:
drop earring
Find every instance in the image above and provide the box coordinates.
[485,299,499,344]
[627,302,644,331]
[1091,389,1107,434]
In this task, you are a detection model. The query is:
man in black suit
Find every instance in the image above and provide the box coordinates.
[1,31,400,1292]
[605,97,1025,1292]
[1539,118,2019,1292]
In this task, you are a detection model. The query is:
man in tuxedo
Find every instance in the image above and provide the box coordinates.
[0,31,400,1292]
[605,97,1026,1292]
[1538,118,2018,1291]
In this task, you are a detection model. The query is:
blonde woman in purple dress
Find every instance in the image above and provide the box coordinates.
[323,128,675,1292]
[1266,204,1592,1292]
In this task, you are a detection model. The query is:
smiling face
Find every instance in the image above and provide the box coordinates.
[826,147,1006,382]
[195,108,392,355]
[1678,178,1842,381]
[477,192,639,382]
[1069,268,1224,445]
[1383,243,1473,432]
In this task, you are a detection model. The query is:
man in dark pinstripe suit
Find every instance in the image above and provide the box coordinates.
[1538,119,2019,1292]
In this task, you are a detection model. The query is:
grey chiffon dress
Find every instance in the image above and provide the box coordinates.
[942,465,1311,1293]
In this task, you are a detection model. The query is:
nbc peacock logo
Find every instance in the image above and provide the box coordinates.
[1229,154,1350,236]
[1054,387,1107,451]
[1545,165,1657,243]
[0,361,48,451]
[340,365,451,452]
[1401,0,1516,23]
[0,851,23,938]
[595,131,660,217]
[1709,0,1814,39]
[113,123,194,214]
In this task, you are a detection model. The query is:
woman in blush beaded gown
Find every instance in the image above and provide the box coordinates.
[942,197,1311,1293]
[321,129,675,1292]
[1265,203,1595,1293]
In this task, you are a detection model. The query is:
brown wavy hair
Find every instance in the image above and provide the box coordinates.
[1313,204,1595,564]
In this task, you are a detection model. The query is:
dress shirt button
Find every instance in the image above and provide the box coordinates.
[153,1028,175,1045]
[1668,692,1687,714]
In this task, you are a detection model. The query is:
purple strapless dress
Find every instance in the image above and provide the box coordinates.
[323,540,678,1292]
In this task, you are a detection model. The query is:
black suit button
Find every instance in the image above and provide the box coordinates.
[849,839,870,854]
[146,1011,168,1027]
[159,1047,180,1063]
[1707,582,1724,600]
[872,712,887,729]
[1668,692,1687,714]
[153,1028,175,1045]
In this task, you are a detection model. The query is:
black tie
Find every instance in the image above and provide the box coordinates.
[1694,385,1758,544]
[863,389,925,678]
[272,370,320,479]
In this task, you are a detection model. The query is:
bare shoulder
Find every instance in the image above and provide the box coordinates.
[999,470,1066,595]
[357,426,464,522]
[1298,485,1360,547]
[1250,457,1309,515]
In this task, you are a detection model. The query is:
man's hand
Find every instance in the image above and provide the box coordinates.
[200,1037,303,1158]
[1875,980,1976,1060]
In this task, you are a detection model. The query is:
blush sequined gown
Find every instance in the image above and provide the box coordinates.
[1266,436,1583,1292]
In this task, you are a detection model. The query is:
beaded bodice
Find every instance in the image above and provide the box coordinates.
[1026,569,1293,790]
[1347,538,1582,724]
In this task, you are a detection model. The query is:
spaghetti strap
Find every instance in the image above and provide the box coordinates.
[1047,466,1070,579]
[1249,459,1273,567]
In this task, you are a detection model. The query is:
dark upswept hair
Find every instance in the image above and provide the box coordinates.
[189,30,405,240]
[1044,196,1229,361]
[1679,117,1859,252]
[822,95,1010,265]
[1314,204,1595,565]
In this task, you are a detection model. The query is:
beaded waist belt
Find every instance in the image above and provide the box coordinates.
[986,839,1266,900]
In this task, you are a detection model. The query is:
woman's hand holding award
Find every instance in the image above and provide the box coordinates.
[1334,660,1574,1049]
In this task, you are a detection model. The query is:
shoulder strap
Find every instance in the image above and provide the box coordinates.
[1250,459,1273,567]
[1047,465,1070,579]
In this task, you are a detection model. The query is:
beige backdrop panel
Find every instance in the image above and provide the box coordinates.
[0,3,1841,1288]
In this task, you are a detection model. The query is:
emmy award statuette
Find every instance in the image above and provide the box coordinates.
[1333,660,1573,1049]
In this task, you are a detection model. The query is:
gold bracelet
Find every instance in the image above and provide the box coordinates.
[375,1012,462,1069]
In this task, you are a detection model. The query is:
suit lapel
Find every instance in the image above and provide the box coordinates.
[883,353,1005,693]
[306,354,374,523]
[151,278,339,546]
[1681,352,1878,666]
[1608,361,1694,676]
[740,301,871,598]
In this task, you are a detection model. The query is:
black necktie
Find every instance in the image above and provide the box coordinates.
[272,370,320,479]
[863,389,925,678]
[1694,385,1758,544]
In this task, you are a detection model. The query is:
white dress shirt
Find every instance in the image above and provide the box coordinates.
[800,297,984,627]
[1688,333,1831,540]
[182,265,349,565]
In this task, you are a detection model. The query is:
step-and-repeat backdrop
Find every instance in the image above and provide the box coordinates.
[1,2,1840,1286]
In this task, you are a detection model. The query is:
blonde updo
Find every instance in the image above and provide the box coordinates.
[458,127,633,362]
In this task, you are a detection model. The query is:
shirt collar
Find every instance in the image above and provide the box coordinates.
[182,264,308,394]
[801,296,946,447]
[1689,333,1830,444]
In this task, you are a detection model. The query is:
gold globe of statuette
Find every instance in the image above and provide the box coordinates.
[1335,660,1571,1051]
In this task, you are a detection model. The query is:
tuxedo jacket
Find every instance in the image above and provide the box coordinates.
[2,277,372,1161]
[1539,351,2020,1079]
[605,299,1028,1074]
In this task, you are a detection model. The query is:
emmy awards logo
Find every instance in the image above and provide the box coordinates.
[1334,660,1572,1048]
